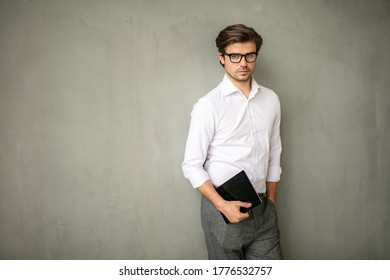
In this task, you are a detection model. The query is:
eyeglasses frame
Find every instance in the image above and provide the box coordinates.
[223,52,259,63]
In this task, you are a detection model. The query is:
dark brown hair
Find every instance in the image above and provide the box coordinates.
[215,24,263,54]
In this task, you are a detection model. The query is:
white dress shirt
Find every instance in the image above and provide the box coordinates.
[182,75,282,194]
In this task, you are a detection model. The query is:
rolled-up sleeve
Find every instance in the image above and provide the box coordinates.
[266,96,282,182]
[182,99,214,188]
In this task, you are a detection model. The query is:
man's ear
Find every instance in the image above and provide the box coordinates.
[218,53,225,67]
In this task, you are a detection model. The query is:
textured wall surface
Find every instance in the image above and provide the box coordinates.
[0,0,389,259]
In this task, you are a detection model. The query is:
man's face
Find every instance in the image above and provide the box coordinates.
[219,41,257,84]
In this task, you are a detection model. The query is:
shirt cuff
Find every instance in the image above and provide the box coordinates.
[188,170,210,189]
[267,166,282,182]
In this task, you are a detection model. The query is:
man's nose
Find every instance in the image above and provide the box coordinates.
[240,56,248,66]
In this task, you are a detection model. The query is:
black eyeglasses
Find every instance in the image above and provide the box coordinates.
[224,52,258,63]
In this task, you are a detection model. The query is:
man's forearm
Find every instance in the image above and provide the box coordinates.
[266,181,278,204]
[197,180,226,211]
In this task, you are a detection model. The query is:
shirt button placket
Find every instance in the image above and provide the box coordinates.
[248,102,257,185]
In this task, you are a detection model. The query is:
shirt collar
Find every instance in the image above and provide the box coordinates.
[220,74,261,97]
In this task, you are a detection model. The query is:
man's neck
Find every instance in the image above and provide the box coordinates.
[227,75,252,98]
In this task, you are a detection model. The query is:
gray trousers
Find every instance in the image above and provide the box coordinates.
[201,195,283,260]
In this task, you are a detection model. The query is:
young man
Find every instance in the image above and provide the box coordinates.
[182,24,283,260]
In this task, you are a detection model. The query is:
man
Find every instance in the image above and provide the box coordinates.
[182,24,283,260]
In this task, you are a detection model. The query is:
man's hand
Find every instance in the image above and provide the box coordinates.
[197,180,252,223]
[217,200,252,223]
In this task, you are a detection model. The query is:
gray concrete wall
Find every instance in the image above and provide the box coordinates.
[0,0,389,259]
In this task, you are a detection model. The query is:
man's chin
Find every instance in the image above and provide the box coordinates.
[235,75,251,82]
